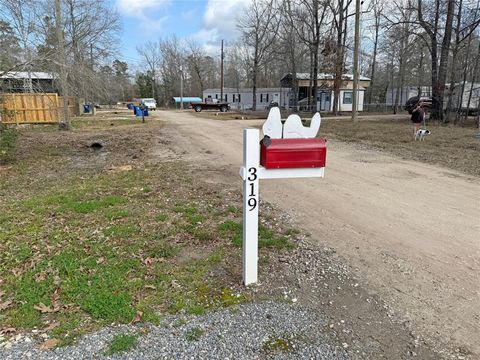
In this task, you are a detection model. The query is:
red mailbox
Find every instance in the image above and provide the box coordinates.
[260,138,327,169]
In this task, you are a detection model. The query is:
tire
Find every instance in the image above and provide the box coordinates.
[220,105,227,112]
[194,105,202,112]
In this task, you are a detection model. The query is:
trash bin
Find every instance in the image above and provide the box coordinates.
[127,103,133,110]
[135,106,143,117]
[83,104,91,113]
[133,106,139,115]
[142,108,149,117]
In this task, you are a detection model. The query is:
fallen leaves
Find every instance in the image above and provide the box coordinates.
[108,165,133,172]
[0,300,12,311]
[43,322,60,332]
[39,338,59,349]
[131,310,143,324]
[144,284,156,290]
[143,257,154,266]
[33,303,59,314]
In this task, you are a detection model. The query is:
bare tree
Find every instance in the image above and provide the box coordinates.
[416,0,455,121]
[0,0,40,91]
[366,0,384,107]
[238,0,279,111]
[330,0,353,114]
[55,0,69,129]
[287,0,329,113]
[137,41,161,101]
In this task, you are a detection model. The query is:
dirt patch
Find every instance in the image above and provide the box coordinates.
[153,110,479,359]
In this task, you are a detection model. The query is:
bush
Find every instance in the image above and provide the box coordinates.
[0,128,18,164]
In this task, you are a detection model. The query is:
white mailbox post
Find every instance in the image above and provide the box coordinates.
[239,108,326,286]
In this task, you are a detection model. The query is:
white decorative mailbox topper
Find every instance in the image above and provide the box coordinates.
[239,108,327,285]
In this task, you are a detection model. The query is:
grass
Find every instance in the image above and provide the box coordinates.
[104,334,137,355]
[185,327,204,341]
[0,128,18,163]
[262,335,295,354]
[0,111,297,345]
[319,117,480,177]
[218,220,295,249]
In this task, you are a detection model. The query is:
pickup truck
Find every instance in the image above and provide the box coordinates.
[190,99,230,112]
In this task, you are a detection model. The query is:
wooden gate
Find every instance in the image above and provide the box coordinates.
[0,93,76,124]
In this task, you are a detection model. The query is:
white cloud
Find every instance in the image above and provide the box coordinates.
[139,15,169,33]
[116,0,170,17]
[201,0,250,43]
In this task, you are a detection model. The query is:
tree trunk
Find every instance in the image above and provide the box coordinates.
[333,0,345,115]
[252,57,258,111]
[55,0,70,130]
[456,34,473,123]
[464,42,480,123]
[433,0,455,122]
[367,12,380,107]
[446,0,463,122]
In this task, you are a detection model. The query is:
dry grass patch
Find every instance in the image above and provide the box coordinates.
[320,117,480,176]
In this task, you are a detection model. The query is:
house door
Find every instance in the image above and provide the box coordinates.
[319,91,331,111]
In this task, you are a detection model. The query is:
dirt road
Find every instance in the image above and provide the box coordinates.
[155,110,480,357]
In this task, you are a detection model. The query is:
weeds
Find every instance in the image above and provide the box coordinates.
[185,327,204,341]
[104,334,137,355]
[0,128,18,163]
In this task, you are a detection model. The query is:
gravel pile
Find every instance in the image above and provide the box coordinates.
[0,302,350,360]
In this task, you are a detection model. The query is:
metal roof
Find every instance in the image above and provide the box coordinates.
[172,97,202,103]
[203,87,287,93]
[285,73,371,82]
[0,71,56,80]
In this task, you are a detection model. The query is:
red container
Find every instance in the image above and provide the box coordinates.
[260,138,327,169]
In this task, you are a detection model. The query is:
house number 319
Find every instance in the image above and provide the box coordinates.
[247,167,257,211]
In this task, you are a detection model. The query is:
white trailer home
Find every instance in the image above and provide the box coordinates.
[202,87,291,110]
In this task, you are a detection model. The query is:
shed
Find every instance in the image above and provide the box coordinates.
[0,71,57,93]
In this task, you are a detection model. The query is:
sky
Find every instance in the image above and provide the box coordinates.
[113,0,249,69]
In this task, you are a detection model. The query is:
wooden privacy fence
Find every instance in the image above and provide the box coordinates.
[0,93,76,124]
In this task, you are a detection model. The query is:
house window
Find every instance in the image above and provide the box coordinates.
[233,94,236,102]
[266,94,269,103]
[343,91,352,104]
[215,94,218,99]
[238,94,241,102]
[207,95,212,98]
[225,94,228,102]
[260,94,263,102]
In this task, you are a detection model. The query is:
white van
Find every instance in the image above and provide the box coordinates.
[141,98,157,110]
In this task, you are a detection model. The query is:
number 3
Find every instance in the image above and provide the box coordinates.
[248,167,257,181]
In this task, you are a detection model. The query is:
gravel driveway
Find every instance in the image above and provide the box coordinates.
[1,302,349,359]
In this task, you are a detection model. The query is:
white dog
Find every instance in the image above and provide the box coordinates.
[415,129,431,141]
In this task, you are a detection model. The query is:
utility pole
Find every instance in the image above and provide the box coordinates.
[55,0,70,130]
[352,0,361,122]
[220,39,224,102]
[180,65,184,110]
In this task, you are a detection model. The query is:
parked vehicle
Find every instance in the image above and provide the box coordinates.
[190,98,230,112]
[141,98,157,111]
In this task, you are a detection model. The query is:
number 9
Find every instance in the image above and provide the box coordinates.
[248,198,257,211]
